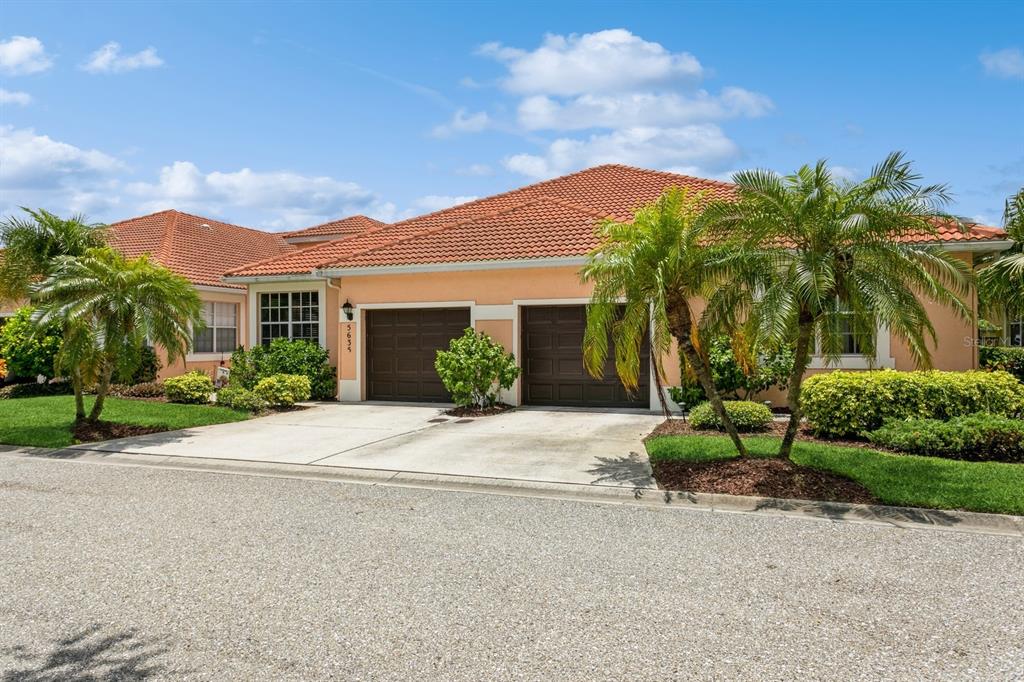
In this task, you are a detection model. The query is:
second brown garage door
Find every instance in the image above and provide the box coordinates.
[366,308,470,402]
[521,305,649,408]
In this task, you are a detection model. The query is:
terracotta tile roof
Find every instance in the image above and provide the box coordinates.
[108,210,295,289]
[224,164,1009,277]
[282,215,386,241]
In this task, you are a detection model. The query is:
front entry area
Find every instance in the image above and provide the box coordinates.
[521,305,649,408]
[365,307,470,402]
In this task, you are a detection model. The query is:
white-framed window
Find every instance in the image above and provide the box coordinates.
[1009,317,1023,347]
[194,302,239,353]
[260,291,320,345]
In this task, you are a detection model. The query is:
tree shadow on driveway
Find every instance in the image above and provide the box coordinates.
[2,624,174,681]
[586,452,655,496]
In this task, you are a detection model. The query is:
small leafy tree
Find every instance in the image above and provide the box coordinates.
[435,328,521,408]
[0,307,62,380]
[679,335,794,401]
[978,188,1024,321]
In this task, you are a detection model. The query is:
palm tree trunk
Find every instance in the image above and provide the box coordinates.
[72,370,86,422]
[651,360,671,418]
[779,316,815,459]
[666,294,749,457]
[88,364,112,422]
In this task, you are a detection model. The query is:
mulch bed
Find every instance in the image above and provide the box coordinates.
[72,420,170,443]
[647,417,883,504]
[443,403,514,418]
[650,457,877,504]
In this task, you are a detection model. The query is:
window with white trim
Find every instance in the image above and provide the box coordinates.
[194,302,238,353]
[1009,317,1023,347]
[816,301,872,356]
[260,292,320,345]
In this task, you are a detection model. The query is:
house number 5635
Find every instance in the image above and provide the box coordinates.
[346,325,352,353]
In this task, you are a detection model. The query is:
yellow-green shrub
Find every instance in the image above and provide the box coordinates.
[163,371,214,404]
[253,374,311,407]
[801,370,1024,437]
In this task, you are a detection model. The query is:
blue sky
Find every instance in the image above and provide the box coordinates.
[1,1,1022,231]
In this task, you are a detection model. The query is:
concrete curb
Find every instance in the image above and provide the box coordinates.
[2,445,1022,538]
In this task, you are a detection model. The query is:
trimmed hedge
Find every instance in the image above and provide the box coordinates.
[980,346,1024,383]
[163,371,214,404]
[230,339,336,400]
[867,413,1024,463]
[801,370,1024,437]
[253,374,311,407]
[688,400,773,432]
[216,386,268,412]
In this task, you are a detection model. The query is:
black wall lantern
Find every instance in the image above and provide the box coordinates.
[342,300,354,321]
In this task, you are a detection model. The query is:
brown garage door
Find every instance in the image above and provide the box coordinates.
[521,305,649,408]
[366,308,471,402]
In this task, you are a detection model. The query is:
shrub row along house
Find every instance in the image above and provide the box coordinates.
[2,165,1014,409]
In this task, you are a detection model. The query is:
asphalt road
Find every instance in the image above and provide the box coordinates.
[1,456,1021,681]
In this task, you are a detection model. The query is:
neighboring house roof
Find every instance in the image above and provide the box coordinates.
[109,210,295,289]
[224,164,1010,278]
[282,215,386,242]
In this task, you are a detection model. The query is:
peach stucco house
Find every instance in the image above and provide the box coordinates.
[217,165,1012,410]
[5,165,1010,408]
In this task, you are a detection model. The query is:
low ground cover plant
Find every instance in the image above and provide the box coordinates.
[106,382,165,399]
[801,370,1024,437]
[980,346,1024,383]
[867,413,1024,463]
[230,339,335,400]
[253,374,311,407]
[164,371,214,404]
[0,380,72,400]
[688,400,773,432]
[434,329,520,409]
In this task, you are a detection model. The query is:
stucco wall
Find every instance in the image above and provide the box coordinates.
[328,256,981,408]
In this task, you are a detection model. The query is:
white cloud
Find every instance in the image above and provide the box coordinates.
[980,48,1024,79]
[432,108,490,137]
[0,36,53,75]
[81,42,164,74]
[412,195,478,212]
[517,88,772,131]
[0,88,32,106]
[455,163,493,176]
[504,125,740,179]
[830,165,859,182]
[125,161,395,230]
[0,126,125,189]
[480,29,702,96]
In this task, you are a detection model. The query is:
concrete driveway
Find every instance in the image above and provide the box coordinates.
[68,403,664,487]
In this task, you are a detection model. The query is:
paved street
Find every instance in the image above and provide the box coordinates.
[1,456,1022,680]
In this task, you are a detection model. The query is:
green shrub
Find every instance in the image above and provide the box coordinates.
[801,370,1024,437]
[216,386,268,412]
[230,339,335,400]
[867,413,1024,463]
[0,380,73,400]
[163,371,214,404]
[107,381,165,399]
[980,346,1024,383]
[119,345,161,385]
[434,328,521,408]
[668,384,705,410]
[253,374,311,407]
[688,400,773,432]
[0,307,62,380]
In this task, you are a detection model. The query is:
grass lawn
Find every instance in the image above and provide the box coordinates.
[0,395,250,448]
[646,434,1024,516]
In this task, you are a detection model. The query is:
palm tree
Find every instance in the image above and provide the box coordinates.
[31,247,202,422]
[0,208,108,303]
[703,153,973,458]
[581,187,750,456]
[978,188,1024,323]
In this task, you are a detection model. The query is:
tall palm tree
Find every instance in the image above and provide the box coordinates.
[978,188,1024,322]
[703,153,973,458]
[31,247,202,422]
[581,187,750,456]
[0,208,108,303]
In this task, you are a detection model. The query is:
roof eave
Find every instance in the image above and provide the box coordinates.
[317,256,588,277]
